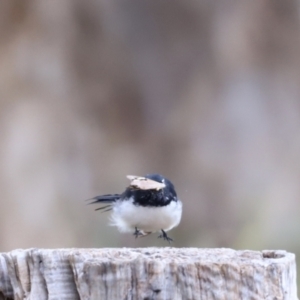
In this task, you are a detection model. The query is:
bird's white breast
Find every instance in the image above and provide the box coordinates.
[110,197,182,234]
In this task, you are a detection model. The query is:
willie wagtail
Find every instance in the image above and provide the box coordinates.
[89,174,182,242]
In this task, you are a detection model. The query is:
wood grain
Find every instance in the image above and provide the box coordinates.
[0,248,297,300]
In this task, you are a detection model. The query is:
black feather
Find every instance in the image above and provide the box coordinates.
[99,208,113,212]
[88,194,120,204]
[95,205,111,210]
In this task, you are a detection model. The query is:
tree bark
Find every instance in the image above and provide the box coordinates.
[0,248,297,300]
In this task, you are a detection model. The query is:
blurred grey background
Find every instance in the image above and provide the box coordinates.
[1,0,300,274]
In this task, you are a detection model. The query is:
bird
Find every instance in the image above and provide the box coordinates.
[89,174,182,242]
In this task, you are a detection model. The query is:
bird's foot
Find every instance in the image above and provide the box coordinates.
[158,229,173,243]
[133,227,144,239]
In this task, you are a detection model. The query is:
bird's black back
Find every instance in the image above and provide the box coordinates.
[122,174,177,207]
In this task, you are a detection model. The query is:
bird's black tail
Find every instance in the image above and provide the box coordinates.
[88,194,120,212]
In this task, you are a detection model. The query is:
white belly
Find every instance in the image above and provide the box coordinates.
[110,197,182,234]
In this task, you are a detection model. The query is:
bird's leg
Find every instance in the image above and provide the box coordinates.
[133,227,144,239]
[158,229,173,243]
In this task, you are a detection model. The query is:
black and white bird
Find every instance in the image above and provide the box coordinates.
[89,174,182,242]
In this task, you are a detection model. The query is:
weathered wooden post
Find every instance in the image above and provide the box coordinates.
[0,248,297,299]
